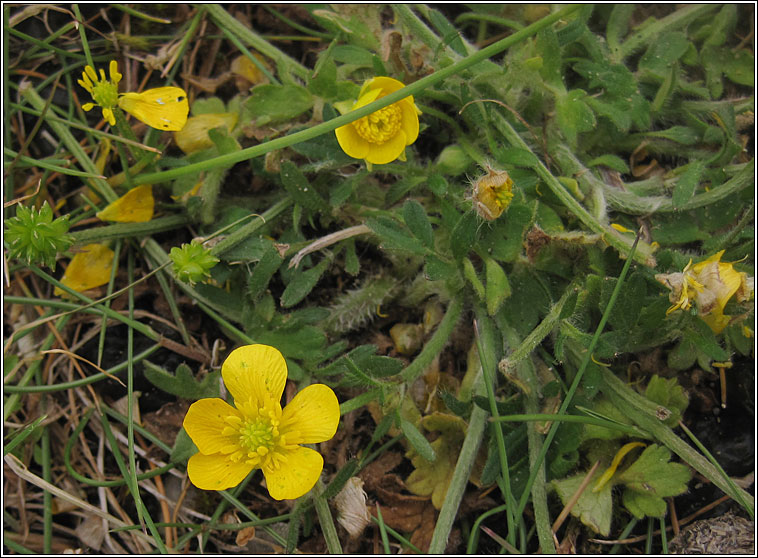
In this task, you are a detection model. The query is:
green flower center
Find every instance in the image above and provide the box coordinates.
[238,416,279,456]
[222,398,293,469]
[353,103,402,144]
[91,80,119,109]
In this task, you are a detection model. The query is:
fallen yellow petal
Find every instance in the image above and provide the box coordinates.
[96,185,154,223]
[54,244,115,296]
[118,87,189,131]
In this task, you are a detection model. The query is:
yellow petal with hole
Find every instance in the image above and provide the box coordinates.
[281,384,339,444]
[183,398,243,455]
[96,185,154,223]
[187,452,253,491]
[118,87,189,131]
[262,445,323,500]
[222,344,288,408]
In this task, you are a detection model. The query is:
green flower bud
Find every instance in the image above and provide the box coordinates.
[5,201,73,269]
[169,241,219,285]
[435,144,471,176]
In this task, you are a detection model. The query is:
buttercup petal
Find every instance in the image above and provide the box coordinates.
[183,398,243,455]
[118,87,189,131]
[102,108,116,126]
[78,78,93,93]
[96,185,154,223]
[281,384,340,444]
[82,103,95,112]
[335,122,370,159]
[262,446,323,500]
[187,452,253,491]
[54,244,114,296]
[352,87,383,110]
[398,99,420,145]
[365,130,407,164]
[84,65,98,82]
[222,344,288,407]
[109,60,122,85]
[366,76,409,100]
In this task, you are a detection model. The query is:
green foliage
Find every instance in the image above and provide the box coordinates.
[143,361,220,400]
[552,470,613,535]
[644,375,689,427]
[6,4,755,552]
[245,84,313,125]
[617,444,692,518]
[399,416,436,462]
[5,201,73,269]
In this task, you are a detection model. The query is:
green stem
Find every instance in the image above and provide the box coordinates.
[4,314,69,419]
[513,354,554,553]
[209,196,293,256]
[339,388,383,415]
[615,4,719,61]
[555,146,754,215]
[3,147,105,178]
[601,368,754,518]
[71,4,94,68]
[2,342,161,393]
[19,81,117,202]
[428,355,489,552]
[133,5,581,186]
[498,283,578,372]
[64,408,175,487]
[491,414,646,436]
[313,479,342,553]
[69,215,187,244]
[26,266,160,341]
[515,234,641,519]
[401,296,463,382]
[475,313,516,545]
[203,4,310,80]
[489,111,656,267]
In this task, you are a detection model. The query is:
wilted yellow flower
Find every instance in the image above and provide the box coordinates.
[79,61,189,131]
[96,185,154,223]
[183,344,340,499]
[78,60,122,126]
[656,250,754,334]
[471,163,514,221]
[54,243,115,296]
[335,76,420,166]
[174,113,238,154]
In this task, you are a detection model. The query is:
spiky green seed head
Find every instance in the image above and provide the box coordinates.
[169,241,219,285]
[5,201,74,270]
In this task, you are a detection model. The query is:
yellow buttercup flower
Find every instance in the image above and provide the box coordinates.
[78,60,122,126]
[96,185,154,223]
[656,250,754,334]
[78,61,189,131]
[183,344,340,499]
[54,243,115,297]
[335,76,420,166]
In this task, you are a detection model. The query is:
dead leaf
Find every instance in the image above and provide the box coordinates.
[235,526,256,546]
